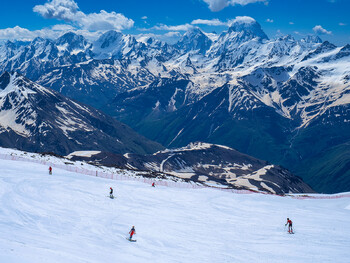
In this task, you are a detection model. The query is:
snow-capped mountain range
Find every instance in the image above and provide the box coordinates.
[0,71,162,155]
[1,18,348,124]
[0,71,314,194]
[0,18,348,129]
[0,17,349,193]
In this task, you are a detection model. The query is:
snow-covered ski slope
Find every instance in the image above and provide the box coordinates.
[0,155,350,262]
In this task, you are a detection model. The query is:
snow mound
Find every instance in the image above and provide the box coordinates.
[66,151,101,159]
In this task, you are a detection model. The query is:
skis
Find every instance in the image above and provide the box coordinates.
[126,238,137,242]
[107,195,115,199]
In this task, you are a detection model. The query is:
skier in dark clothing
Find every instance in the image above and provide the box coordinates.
[129,226,136,240]
[109,187,113,198]
[285,218,293,233]
[49,166,52,175]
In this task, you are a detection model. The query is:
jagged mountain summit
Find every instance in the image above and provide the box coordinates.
[0,17,349,193]
[67,142,314,194]
[1,19,346,122]
[0,72,163,155]
[228,16,269,40]
[175,27,212,54]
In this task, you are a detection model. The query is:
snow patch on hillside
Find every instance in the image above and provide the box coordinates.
[66,151,101,159]
[228,165,276,193]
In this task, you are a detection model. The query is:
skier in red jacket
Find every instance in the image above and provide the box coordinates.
[49,166,52,175]
[129,226,136,240]
[285,218,293,233]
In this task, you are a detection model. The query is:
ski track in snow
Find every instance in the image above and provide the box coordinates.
[0,158,350,263]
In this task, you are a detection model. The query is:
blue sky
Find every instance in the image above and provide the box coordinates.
[0,0,349,45]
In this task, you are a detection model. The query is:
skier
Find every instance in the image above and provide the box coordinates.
[49,166,52,175]
[129,226,136,240]
[152,182,155,187]
[109,187,113,198]
[285,218,293,233]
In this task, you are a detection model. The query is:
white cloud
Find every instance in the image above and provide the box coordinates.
[313,25,332,35]
[289,22,294,25]
[228,16,256,26]
[164,32,182,37]
[51,24,76,31]
[191,16,255,28]
[0,25,75,40]
[141,16,148,20]
[0,25,102,41]
[339,22,346,26]
[33,0,134,31]
[266,19,273,23]
[151,23,194,31]
[77,10,134,31]
[0,26,36,41]
[191,19,227,26]
[148,16,256,33]
[202,0,267,12]
[0,0,134,41]
[33,0,78,21]
[202,0,229,11]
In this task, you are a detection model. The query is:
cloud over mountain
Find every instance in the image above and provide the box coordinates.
[151,24,194,31]
[202,0,267,12]
[33,0,134,31]
[313,25,332,35]
[191,19,228,26]
[33,0,79,21]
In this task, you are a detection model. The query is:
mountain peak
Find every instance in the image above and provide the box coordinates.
[30,37,49,47]
[92,30,126,59]
[301,41,337,61]
[277,34,295,42]
[228,16,268,40]
[55,32,88,52]
[301,35,323,44]
[56,32,84,43]
[320,40,337,49]
[341,44,350,50]
[146,37,154,45]
[96,30,123,49]
[184,27,204,37]
[31,37,45,43]
[176,27,212,54]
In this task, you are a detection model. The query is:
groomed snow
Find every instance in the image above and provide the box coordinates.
[0,158,349,263]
